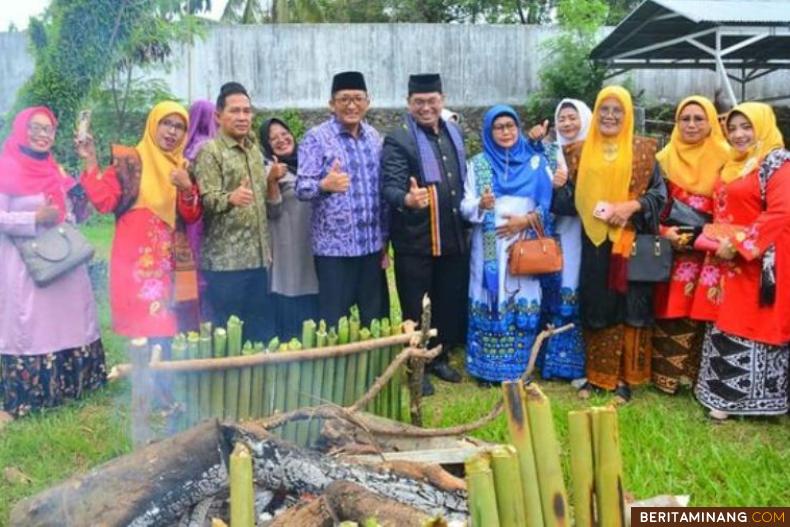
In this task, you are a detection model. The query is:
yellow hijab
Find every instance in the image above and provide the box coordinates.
[656,95,730,196]
[720,102,785,183]
[133,101,189,228]
[575,85,634,247]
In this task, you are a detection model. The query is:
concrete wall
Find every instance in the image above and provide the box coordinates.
[2,24,789,114]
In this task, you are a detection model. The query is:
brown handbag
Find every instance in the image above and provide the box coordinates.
[507,215,563,276]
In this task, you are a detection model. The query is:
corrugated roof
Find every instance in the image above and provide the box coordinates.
[654,0,790,24]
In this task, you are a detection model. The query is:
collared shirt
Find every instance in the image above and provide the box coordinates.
[193,131,271,271]
[296,115,387,257]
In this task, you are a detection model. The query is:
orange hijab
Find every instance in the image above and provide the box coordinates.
[720,102,785,184]
[575,85,634,247]
[656,96,730,196]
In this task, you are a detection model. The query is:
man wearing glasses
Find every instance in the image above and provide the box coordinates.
[297,71,388,326]
[380,74,469,395]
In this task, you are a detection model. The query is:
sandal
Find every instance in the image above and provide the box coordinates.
[613,384,632,405]
[577,381,593,400]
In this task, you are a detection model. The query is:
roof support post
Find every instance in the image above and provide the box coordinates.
[715,28,739,106]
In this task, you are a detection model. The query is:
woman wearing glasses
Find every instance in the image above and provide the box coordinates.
[77,102,202,341]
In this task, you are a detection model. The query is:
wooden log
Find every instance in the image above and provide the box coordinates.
[524,383,569,527]
[10,420,229,527]
[490,445,527,527]
[211,327,227,418]
[568,410,595,527]
[465,452,500,527]
[502,381,543,527]
[230,443,254,527]
[591,407,625,527]
[130,337,152,448]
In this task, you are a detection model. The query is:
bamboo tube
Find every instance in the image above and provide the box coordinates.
[283,338,303,443]
[249,341,266,418]
[390,313,406,422]
[311,320,330,444]
[344,313,361,406]
[170,334,188,431]
[224,316,244,421]
[524,384,569,527]
[198,327,212,421]
[261,340,277,418]
[237,342,254,420]
[211,328,227,418]
[354,327,371,404]
[591,407,625,527]
[297,320,317,446]
[502,381,543,527]
[333,317,350,406]
[568,410,595,527]
[367,319,382,413]
[229,443,254,527]
[490,445,528,527]
[378,318,392,418]
[186,332,201,426]
[211,520,227,527]
[465,452,501,527]
[271,338,287,438]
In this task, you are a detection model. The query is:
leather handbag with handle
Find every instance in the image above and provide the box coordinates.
[14,223,95,287]
[627,200,673,282]
[507,214,563,276]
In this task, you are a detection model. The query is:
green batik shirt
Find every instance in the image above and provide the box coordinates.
[194,131,271,271]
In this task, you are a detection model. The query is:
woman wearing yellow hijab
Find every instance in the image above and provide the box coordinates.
[77,101,202,338]
[651,96,730,395]
[695,102,790,420]
[574,85,667,403]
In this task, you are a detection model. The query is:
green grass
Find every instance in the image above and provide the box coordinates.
[1,221,788,524]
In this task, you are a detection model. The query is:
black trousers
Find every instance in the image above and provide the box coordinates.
[203,267,275,343]
[314,254,388,327]
[394,253,469,360]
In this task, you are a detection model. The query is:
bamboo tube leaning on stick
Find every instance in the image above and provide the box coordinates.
[261,340,276,418]
[237,341,254,420]
[198,323,213,421]
[312,320,331,444]
[170,334,188,431]
[250,341,266,419]
[389,312,405,422]
[283,338,303,442]
[367,319,382,413]
[490,445,527,527]
[465,452,501,527]
[568,410,595,527]
[502,381,544,527]
[591,407,625,527]
[211,327,227,419]
[525,383,569,527]
[224,316,244,421]
[355,326,372,404]
[297,320,317,445]
[268,337,285,437]
[186,331,201,426]
[229,443,254,527]
[334,316,350,406]
[344,310,362,406]
[378,317,392,418]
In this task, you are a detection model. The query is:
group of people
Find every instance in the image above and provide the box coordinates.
[1,70,788,423]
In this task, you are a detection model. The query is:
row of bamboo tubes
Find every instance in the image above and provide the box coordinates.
[466,382,625,527]
[164,308,410,446]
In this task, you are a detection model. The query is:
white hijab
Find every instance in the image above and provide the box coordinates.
[554,98,593,169]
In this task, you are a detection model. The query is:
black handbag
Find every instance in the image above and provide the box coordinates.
[628,200,673,282]
[662,198,712,228]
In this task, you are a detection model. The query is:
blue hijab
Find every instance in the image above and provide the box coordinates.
[482,104,553,211]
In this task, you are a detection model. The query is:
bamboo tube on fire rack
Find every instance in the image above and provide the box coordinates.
[283,337,303,443]
[591,407,625,527]
[311,320,330,444]
[344,309,362,406]
[465,451,501,527]
[250,341,266,418]
[354,326,372,404]
[229,442,254,527]
[186,332,201,426]
[237,341,254,420]
[210,327,227,418]
[170,334,188,431]
[568,410,595,527]
[502,380,544,527]
[198,323,213,420]
[261,340,277,418]
[525,383,569,527]
[378,317,392,418]
[490,445,528,527]
[224,316,243,421]
[268,337,284,436]
[389,311,405,422]
[333,316,350,406]
[368,318,382,413]
[297,320,317,445]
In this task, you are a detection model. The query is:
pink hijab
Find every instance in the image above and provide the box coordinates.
[0,106,75,221]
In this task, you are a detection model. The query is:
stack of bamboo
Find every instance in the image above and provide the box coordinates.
[465,382,626,527]
[167,309,410,446]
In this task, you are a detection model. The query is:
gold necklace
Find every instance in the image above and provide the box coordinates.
[602,141,619,162]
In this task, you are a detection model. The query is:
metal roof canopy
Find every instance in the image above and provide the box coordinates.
[590,0,790,105]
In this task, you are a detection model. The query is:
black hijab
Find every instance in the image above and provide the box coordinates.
[259,118,298,174]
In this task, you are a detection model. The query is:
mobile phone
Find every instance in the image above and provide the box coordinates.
[76,110,92,142]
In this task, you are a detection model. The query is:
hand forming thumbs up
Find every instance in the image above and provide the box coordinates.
[479,186,495,210]
[528,119,550,141]
[268,155,288,182]
[229,177,255,207]
[319,158,350,193]
[404,177,430,209]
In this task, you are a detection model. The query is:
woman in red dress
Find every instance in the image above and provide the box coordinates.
[695,102,790,420]
[77,101,202,339]
[651,96,730,394]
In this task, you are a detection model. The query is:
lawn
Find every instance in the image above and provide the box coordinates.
[1,221,788,524]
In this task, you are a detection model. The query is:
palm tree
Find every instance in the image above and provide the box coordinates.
[220,0,325,23]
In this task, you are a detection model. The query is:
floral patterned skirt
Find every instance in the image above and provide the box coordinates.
[0,340,107,417]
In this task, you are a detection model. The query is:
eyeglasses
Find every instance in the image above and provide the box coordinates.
[410,97,442,108]
[598,106,624,118]
[334,95,369,107]
[679,115,707,124]
[159,119,187,133]
[492,122,517,133]
[28,124,55,137]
